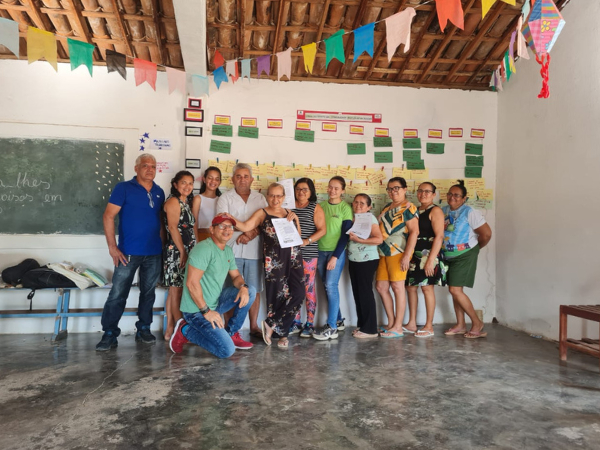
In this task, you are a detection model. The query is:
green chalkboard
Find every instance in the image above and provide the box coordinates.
[0,138,124,234]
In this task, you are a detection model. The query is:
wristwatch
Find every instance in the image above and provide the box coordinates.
[308,237,313,244]
[241,283,249,289]
[199,305,210,315]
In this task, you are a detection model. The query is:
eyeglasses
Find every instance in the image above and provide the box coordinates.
[268,194,284,199]
[147,192,154,208]
[216,224,234,230]
[295,188,309,193]
[447,193,464,198]
[386,186,404,193]
[417,189,434,194]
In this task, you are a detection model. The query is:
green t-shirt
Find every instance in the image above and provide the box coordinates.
[318,200,353,251]
[180,238,238,313]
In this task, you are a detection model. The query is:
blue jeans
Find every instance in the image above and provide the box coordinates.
[317,250,346,329]
[182,285,256,359]
[101,254,162,336]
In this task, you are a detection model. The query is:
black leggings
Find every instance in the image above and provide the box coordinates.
[348,259,379,334]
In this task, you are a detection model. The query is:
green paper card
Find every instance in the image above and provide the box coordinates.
[374,152,393,163]
[426,142,445,154]
[347,143,366,155]
[295,129,315,143]
[238,126,259,139]
[407,160,425,170]
[210,140,231,154]
[212,125,233,137]
[373,137,393,147]
[402,138,421,149]
[466,155,484,166]
[465,143,483,155]
[465,166,482,178]
[403,150,422,162]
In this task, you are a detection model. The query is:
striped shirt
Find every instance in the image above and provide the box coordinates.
[293,201,318,260]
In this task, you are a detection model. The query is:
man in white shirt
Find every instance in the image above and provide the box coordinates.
[217,163,267,339]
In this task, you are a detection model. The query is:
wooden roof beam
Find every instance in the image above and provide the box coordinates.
[238,0,245,59]
[270,0,287,75]
[63,0,99,60]
[23,0,67,59]
[151,0,165,64]
[110,0,134,58]
[314,0,332,44]
[337,0,370,78]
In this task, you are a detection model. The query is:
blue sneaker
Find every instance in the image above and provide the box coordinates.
[300,324,314,338]
[135,328,156,344]
[313,324,338,341]
[336,318,346,331]
[96,332,118,351]
[289,322,302,335]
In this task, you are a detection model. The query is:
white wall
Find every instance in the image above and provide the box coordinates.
[0,58,498,334]
[496,1,600,340]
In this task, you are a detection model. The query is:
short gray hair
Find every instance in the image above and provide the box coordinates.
[135,153,156,166]
[232,162,253,177]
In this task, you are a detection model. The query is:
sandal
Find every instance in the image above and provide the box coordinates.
[464,329,487,339]
[415,329,434,338]
[402,326,417,334]
[277,338,289,348]
[261,321,272,346]
[353,331,379,339]
[444,327,467,336]
[352,328,361,336]
[380,330,404,339]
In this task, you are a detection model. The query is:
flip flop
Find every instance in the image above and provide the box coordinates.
[415,329,434,338]
[380,330,404,339]
[444,327,467,336]
[250,330,263,339]
[261,321,272,346]
[402,326,417,334]
[353,331,379,339]
[464,330,487,339]
[378,325,390,333]
[277,338,289,348]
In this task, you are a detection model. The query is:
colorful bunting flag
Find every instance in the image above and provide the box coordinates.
[522,0,531,20]
[257,55,270,77]
[495,68,503,91]
[325,30,345,68]
[301,42,317,73]
[0,17,19,57]
[27,27,57,71]
[106,50,126,80]
[241,59,251,80]
[504,52,511,81]
[226,60,239,83]
[516,17,530,60]
[134,58,157,90]
[482,0,518,20]
[213,50,225,68]
[277,47,292,81]
[67,39,94,76]
[508,31,517,73]
[166,67,186,94]
[436,0,464,33]
[353,23,374,63]
[191,74,209,96]
[385,8,416,61]
[213,66,228,89]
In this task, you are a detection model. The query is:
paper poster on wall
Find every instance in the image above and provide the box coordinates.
[465,143,483,155]
[428,129,443,139]
[214,115,231,125]
[267,119,283,129]
[297,110,382,123]
[466,155,484,166]
[373,137,392,147]
[156,161,173,173]
[402,138,421,149]
[426,142,445,154]
[411,169,429,180]
[322,122,337,132]
[347,143,366,154]
[374,152,393,163]
[449,128,463,138]
[149,138,172,150]
[406,160,425,170]
[403,129,418,138]
[367,170,387,184]
[238,126,259,139]
[465,166,483,178]
[403,150,421,162]
[296,121,311,130]
[349,125,364,135]
[241,117,257,127]
[212,125,233,137]
[295,129,315,142]
[470,128,485,138]
[374,128,389,137]
[210,140,232,154]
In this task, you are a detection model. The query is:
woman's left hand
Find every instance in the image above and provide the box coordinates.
[424,260,434,277]
[327,256,338,271]
[348,232,360,243]
[179,251,188,269]
[286,211,298,222]
[400,254,411,272]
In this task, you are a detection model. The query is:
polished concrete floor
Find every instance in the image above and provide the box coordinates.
[0,324,599,450]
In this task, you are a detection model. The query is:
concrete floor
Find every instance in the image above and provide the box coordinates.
[0,324,599,450]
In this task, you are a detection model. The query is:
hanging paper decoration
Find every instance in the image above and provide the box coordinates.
[522,0,565,98]
[213,66,228,89]
[166,67,186,94]
[324,29,345,68]
[67,39,94,76]
[508,32,517,73]
[277,47,292,80]
[256,55,271,77]
[353,23,374,63]
[495,68,503,91]
[504,51,512,81]
[27,27,57,71]
[482,0,517,20]
[436,0,464,33]
[106,50,127,79]
[522,0,531,20]
[134,58,157,90]
[213,49,225,68]
[385,7,416,61]
[226,60,239,83]
[0,17,19,57]
[191,74,209,96]
[516,16,530,60]
[301,42,317,73]
[241,59,251,80]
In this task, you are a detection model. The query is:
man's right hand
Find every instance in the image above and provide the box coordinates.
[204,310,224,329]
[109,245,128,267]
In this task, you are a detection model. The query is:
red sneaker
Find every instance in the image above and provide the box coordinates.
[169,318,188,354]
[231,332,253,350]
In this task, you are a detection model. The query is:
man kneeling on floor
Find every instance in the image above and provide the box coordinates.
[170,214,256,358]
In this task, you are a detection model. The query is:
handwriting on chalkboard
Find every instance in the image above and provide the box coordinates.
[0,172,62,214]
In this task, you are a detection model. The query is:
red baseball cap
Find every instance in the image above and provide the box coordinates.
[212,213,236,227]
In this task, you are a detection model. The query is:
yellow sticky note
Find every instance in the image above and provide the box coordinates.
[405,180,416,193]
[411,169,429,180]
[355,167,375,180]
[367,170,387,185]
[225,160,237,173]
[345,183,360,196]
[209,159,228,172]
[477,189,494,201]
[266,165,285,178]
[314,181,328,194]
[285,165,305,178]
[336,166,351,178]
[221,177,234,189]
[252,164,268,177]
[304,166,322,179]
[320,166,337,179]
[392,168,412,179]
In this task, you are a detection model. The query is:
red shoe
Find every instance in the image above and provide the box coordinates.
[231,332,253,350]
[169,318,188,354]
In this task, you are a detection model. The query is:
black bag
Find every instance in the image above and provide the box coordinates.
[21,267,77,290]
[2,259,40,286]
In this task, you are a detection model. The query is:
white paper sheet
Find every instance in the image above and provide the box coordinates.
[279,178,296,210]
[346,213,373,240]
[271,217,303,248]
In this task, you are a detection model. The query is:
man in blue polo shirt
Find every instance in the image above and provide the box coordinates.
[96,153,165,351]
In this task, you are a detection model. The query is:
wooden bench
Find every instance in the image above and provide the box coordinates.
[559,305,600,370]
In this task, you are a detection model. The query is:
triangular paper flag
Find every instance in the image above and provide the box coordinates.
[27,27,57,71]
[0,17,19,57]
[353,22,374,63]
[213,50,225,68]
[324,30,345,68]
[508,31,517,74]
[482,0,496,20]
[385,8,416,61]
[213,66,228,89]
[436,0,464,33]
[516,17,530,60]
[241,59,251,80]
[489,70,496,91]
[166,67,186,94]
[277,47,292,81]
[504,53,511,81]
[106,50,126,79]
[257,55,270,77]
[134,58,157,90]
[522,0,531,20]
[495,68,503,91]
[301,42,317,73]
[67,38,94,76]
[226,60,239,83]
[191,74,209,96]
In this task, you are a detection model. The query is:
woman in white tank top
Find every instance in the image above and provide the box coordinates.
[192,166,222,242]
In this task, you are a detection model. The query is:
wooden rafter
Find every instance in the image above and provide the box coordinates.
[63,0,98,60]
[24,0,67,59]
[110,0,134,58]
[270,0,287,75]
[314,0,332,46]
[152,0,165,64]
[237,0,244,59]
[336,0,370,78]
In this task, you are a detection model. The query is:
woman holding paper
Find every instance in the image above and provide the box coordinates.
[347,194,383,338]
[192,166,222,242]
[229,183,305,348]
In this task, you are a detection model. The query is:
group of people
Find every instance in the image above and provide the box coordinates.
[95,153,492,358]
